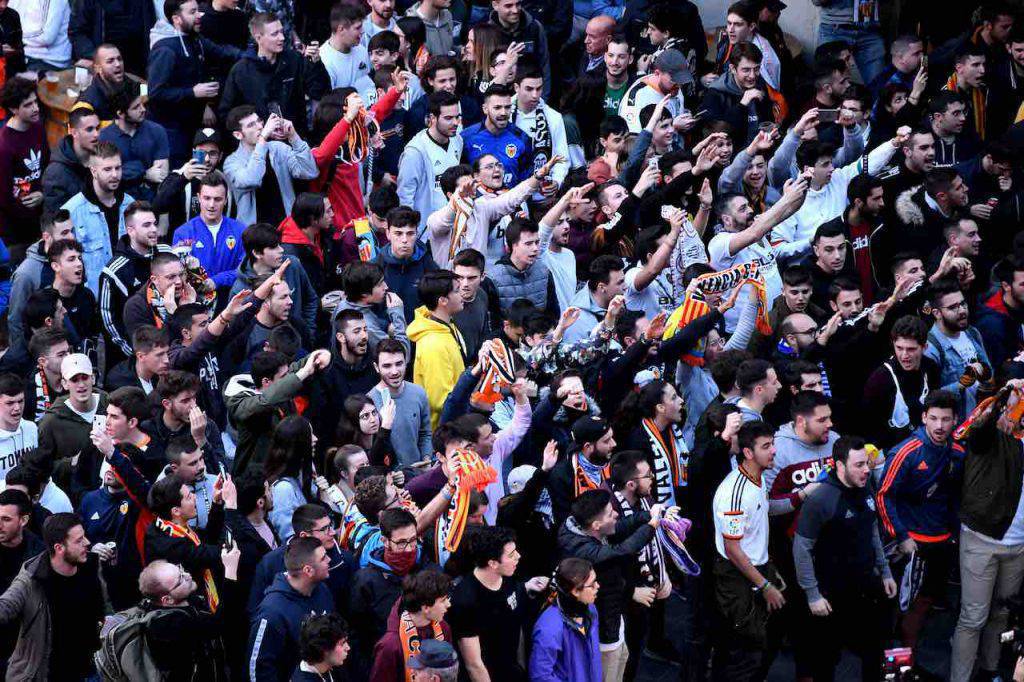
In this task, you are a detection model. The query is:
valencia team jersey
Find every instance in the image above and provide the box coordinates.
[461,123,535,187]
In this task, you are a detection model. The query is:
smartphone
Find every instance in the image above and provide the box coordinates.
[223,527,234,552]
[192,149,208,165]
[921,55,928,71]
[93,415,107,433]
[521,40,534,52]
[818,108,839,123]
[268,102,283,118]
[648,156,659,170]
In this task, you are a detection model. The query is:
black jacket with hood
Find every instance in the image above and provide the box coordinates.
[217,49,310,136]
[557,514,655,644]
[41,136,89,212]
[699,71,775,148]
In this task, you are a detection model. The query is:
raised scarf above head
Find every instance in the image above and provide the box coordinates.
[398,610,445,682]
[155,518,219,612]
[954,385,1024,441]
[663,262,771,366]
[472,339,518,407]
[434,449,497,565]
[944,72,987,140]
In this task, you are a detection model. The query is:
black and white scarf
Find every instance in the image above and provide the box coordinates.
[613,491,667,589]
[511,98,552,165]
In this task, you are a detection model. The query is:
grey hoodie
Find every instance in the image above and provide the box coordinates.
[561,286,608,345]
[766,421,840,514]
[330,297,409,355]
[7,241,48,351]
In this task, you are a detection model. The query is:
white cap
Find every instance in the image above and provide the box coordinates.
[507,465,538,495]
[60,353,93,381]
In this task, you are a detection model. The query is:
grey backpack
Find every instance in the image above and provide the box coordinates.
[94,606,173,682]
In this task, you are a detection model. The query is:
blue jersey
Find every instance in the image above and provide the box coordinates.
[461,123,535,187]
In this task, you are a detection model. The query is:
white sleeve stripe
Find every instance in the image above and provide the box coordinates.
[249,618,268,682]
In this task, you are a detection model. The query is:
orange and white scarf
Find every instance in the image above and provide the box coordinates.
[434,449,497,564]
[154,518,219,612]
[664,262,771,366]
[471,339,518,407]
[398,610,445,682]
[572,452,608,497]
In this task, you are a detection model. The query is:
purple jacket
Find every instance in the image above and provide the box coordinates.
[529,603,602,682]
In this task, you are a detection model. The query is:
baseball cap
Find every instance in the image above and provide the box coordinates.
[760,0,787,11]
[406,640,458,670]
[653,49,694,87]
[61,353,93,381]
[193,127,221,146]
[508,465,538,495]
[572,415,610,446]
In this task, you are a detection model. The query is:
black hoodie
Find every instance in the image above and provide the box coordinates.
[699,71,775,148]
[218,49,310,136]
[41,136,89,212]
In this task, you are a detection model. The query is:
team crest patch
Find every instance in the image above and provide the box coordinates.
[119,501,129,515]
[505,144,517,158]
[226,236,236,250]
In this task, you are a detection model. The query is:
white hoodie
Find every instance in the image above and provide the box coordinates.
[0,420,38,480]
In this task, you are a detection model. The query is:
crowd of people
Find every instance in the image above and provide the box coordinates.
[0,0,1021,680]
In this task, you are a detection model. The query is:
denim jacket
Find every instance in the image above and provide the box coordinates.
[925,325,990,417]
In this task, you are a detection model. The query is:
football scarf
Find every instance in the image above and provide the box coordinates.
[449,189,477,261]
[658,516,701,576]
[154,518,219,612]
[572,453,608,497]
[511,98,552,163]
[398,610,445,682]
[434,449,497,565]
[954,386,1024,440]
[145,282,171,329]
[614,491,667,587]
[642,418,687,505]
[663,262,771,366]
[471,339,518,406]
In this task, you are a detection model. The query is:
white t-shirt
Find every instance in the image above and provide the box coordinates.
[618,79,685,134]
[624,266,674,320]
[319,42,372,89]
[947,331,980,364]
[708,232,781,332]
[713,467,769,566]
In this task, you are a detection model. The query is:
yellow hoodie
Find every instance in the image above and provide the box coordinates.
[407,306,467,429]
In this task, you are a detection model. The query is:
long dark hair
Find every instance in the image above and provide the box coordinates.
[264,416,316,503]
[613,379,671,441]
[335,395,378,449]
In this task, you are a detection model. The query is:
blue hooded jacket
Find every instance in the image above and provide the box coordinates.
[172,215,248,288]
[376,243,438,326]
[248,572,335,682]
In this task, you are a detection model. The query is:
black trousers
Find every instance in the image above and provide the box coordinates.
[710,557,779,682]
[798,584,891,682]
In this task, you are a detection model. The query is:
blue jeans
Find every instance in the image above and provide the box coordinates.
[817,23,886,86]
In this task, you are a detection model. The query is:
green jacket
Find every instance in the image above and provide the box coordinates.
[224,368,305,476]
[961,417,1024,540]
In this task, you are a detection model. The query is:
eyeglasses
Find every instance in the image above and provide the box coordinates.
[581,580,599,590]
[311,522,335,534]
[169,565,188,594]
[359,409,379,421]
[479,161,504,172]
[630,473,655,481]
[941,300,968,311]
[387,537,417,550]
[794,327,819,336]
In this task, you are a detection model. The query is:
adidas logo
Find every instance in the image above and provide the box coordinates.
[916,461,929,471]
